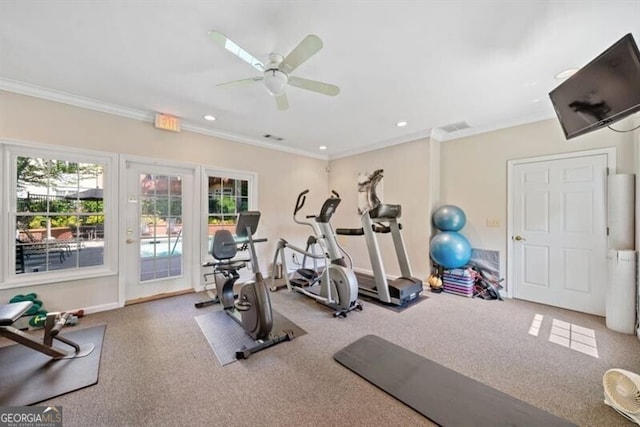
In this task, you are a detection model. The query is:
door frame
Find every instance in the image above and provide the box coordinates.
[117,155,201,306]
[506,147,616,299]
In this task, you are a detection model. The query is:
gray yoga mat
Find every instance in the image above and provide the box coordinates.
[0,324,106,406]
[196,309,305,365]
[334,335,577,427]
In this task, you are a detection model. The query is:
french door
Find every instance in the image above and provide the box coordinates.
[121,159,196,303]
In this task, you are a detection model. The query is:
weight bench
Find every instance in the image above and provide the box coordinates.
[0,301,94,359]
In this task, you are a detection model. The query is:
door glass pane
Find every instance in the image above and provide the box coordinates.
[139,173,183,282]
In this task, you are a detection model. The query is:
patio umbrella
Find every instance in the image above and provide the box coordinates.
[64,188,103,200]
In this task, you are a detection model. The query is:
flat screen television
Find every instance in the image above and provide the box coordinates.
[549,33,640,140]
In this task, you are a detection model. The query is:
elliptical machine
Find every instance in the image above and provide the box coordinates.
[270,190,362,317]
[195,211,293,359]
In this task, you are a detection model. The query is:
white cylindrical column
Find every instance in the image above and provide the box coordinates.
[608,174,636,250]
[606,250,638,334]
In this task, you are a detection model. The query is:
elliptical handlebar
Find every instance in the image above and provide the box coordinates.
[294,189,340,217]
[293,189,341,226]
[294,189,310,216]
[293,190,315,228]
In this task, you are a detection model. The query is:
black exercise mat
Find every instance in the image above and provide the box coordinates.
[334,335,577,427]
[0,324,106,406]
[196,309,305,366]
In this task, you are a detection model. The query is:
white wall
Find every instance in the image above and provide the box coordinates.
[329,138,432,281]
[328,115,637,295]
[439,116,637,291]
[0,90,328,311]
[2,89,637,311]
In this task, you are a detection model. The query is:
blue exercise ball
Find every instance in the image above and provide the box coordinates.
[432,205,466,231]
[430,231,472,269]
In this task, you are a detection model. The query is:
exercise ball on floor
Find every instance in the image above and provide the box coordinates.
[430,231,472,269]
[432,205,466,231]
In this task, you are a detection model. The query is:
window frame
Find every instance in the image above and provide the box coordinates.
[1,140,118,289]
[201,167,257,264]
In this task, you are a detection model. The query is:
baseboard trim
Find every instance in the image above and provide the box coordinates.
[80,302,120,315]
[125,288,194,306]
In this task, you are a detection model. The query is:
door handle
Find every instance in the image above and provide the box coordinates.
[126,238,136,244]
[513,235,526,241]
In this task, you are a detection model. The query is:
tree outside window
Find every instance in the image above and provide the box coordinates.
[14,156,105,275]
[207,176,249,238]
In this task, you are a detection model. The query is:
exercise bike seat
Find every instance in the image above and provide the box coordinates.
[214,260,247,273]
[0,301,33,326]
[209,229,254,275]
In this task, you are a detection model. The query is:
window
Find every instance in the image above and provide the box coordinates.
[203,170,256,256]
[2,142,115,286]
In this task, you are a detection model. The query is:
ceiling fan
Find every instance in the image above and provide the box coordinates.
[209,31,340,110]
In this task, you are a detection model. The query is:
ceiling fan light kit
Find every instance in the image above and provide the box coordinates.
[264,69,288,96]
[210,31,339,110]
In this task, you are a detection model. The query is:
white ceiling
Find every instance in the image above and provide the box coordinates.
[1,1,639,159]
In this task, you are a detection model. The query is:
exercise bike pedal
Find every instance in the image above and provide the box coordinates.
[194,299,217,309]
[290,278,312,288]
[297,268,318,280]
[234,301,252,312]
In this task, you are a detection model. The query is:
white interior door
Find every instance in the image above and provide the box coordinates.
[511,153,608,315]
[123,160,195,302]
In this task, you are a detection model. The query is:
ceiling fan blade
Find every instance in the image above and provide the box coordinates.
[209,31,265,72]
[280,35,322,74]
[288,76,340,96]
[275,93,289,111]
[216,76,263,88]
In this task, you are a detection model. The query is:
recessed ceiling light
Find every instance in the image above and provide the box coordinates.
[203,114,216,121]
[319,146,327,150]
[396,121,408,127]
[555,68,579,79]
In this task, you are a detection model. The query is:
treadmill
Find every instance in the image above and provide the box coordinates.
[337,203,423,306]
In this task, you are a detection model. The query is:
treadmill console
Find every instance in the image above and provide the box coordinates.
[369,203,401,219]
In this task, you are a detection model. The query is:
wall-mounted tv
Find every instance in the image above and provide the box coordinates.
[549,33,640,140]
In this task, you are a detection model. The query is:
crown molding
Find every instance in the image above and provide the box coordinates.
[181,122,328,160]
[329,128,433,160]
[0,78,328,161]
[1,78,557,161]
[431,111,557,142]
[0,78,153,122]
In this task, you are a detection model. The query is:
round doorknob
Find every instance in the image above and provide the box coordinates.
[513,235,526,241]
[126,238,135,244]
